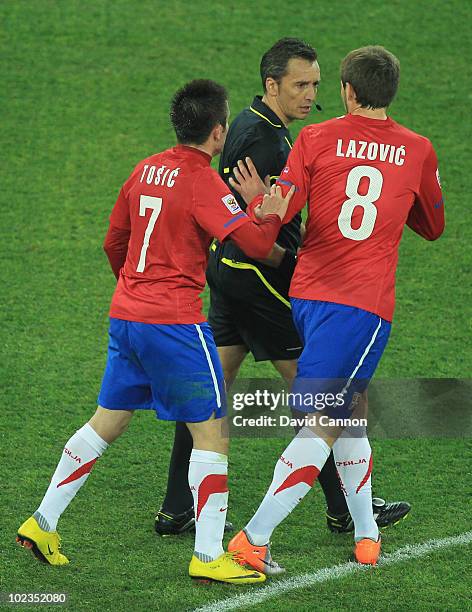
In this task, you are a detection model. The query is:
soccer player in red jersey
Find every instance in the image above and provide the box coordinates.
[17,79,294,584]
[228,46,445,571]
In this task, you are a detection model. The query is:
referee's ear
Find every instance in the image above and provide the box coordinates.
[264,77,279,99]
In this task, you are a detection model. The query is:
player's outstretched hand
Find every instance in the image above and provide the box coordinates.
[229,157,270,205]
[259,184,295,221]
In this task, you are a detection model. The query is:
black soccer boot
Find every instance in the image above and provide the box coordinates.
[327,497,411,533]
[155,507,234,536]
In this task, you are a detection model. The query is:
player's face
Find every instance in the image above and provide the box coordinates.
[273,58,321,124]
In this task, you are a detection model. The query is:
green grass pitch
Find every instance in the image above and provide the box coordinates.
[1,1,471,610]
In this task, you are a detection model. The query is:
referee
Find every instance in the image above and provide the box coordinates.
[155,38,410,535]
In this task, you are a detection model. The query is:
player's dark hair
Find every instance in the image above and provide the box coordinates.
[260,38,317,92]
[170,79,228,145]
[341,45,400,109]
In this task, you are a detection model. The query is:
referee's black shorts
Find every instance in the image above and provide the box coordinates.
[206,244,302,362]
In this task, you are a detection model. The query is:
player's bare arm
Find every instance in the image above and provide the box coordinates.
[259,242,288,268]
[299,222,306,246]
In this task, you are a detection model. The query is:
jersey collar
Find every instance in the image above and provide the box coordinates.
[345,114,394,128]
[173,144,212,164]
[249,96,285,129]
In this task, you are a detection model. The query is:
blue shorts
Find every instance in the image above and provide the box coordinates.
[98,318,226,422]
[290,299,391,418]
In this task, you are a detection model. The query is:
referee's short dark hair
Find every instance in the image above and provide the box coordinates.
[341,46,400,109]
[170,79,228,145]
[260,38,317,92]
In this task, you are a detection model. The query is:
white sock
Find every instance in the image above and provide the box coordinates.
[34,423,108,531]
[332,433,378,542]
[246,427,331,545]
[189,449,228,562]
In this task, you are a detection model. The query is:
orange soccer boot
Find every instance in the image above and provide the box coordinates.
[354,536,381,565]
[228,529,285,575]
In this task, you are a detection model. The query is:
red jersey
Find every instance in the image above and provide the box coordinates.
[108,145,251,324]
[274,114,445,321]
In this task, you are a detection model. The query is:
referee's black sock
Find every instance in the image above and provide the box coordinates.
[161,421,194,515]
[317,451,349,516]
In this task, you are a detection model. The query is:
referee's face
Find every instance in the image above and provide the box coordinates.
[272,58,320,124]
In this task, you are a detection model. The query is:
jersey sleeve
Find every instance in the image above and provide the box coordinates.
[193,168,250,241]
[229,215,282,259]
[109,161,146,231]
[406,140,445,240]
[103,224,130,279]
[276,127,313,224]
[109,187,131,230]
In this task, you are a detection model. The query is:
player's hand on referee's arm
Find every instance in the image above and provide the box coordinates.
[229,157,271,204]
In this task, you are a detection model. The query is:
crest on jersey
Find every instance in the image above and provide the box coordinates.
[222,194,242,215]
[436,169,441,187]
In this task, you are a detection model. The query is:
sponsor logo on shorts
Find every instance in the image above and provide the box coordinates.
[222,194,242,215]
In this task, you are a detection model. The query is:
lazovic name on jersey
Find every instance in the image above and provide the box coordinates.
[336,139,406,166]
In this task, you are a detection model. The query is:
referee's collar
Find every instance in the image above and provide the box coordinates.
[249,96,286,129]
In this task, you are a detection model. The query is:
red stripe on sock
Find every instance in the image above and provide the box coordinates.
[196,474,228,521]
[56,458,98,488]
[356,454,373,494]
[274,465,319,495]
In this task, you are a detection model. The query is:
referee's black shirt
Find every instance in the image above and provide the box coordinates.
[217,96,302,265]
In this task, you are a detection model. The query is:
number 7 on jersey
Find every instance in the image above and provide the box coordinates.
[137,195,162,272]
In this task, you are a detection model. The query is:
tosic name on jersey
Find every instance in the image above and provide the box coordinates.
[336,138,406,166]
[139,164,180,187]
